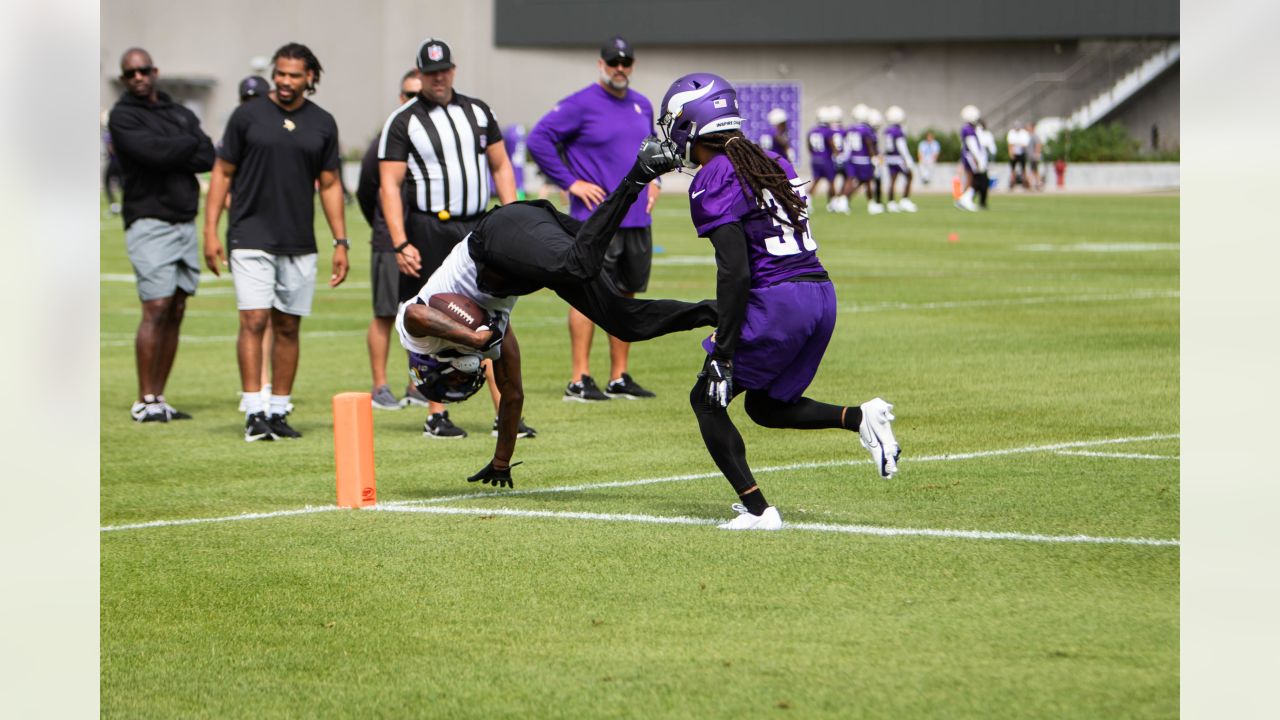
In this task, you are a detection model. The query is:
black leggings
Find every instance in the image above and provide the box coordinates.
[688,358,860,496]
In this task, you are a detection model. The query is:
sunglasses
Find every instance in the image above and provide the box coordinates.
[605,57,633,69]
[121,66,154,79]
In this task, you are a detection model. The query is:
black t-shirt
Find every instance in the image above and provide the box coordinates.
[219,97,341,255]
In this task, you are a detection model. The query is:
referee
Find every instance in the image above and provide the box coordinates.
[379,37,517,439]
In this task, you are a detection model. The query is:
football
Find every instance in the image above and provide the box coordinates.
[428,293,487,331]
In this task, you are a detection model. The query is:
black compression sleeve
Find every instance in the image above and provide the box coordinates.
[707,223,751,361]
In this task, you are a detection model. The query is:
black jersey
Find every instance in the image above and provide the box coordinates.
[218,97,341,255]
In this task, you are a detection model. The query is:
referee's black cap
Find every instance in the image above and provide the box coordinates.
[417,38,455,73]
[238,75,269,101]
[601,35,633,63]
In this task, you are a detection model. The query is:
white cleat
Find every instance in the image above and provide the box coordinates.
[718,504,783,530]
[898,198,918,213]
[867,202,885,215]
[954,197,978,212]
[887,201,901,213]
[858,398,901,479]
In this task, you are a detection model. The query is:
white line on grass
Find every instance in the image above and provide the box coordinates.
[371,505,1179,547]
[1055,450,1179,460]
[840,289,1178,314]
[102,433,1179,541]
[101,329,366,347]
[382,432,1180,508]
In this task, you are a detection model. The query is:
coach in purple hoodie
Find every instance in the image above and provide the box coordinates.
[526,35,661,403]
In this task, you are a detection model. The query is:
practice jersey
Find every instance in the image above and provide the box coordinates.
[847,123,877,165]
[396,238,516,360]
[758,127,794,163]
[884,124,914,170]
[689,152,826,289]
[806,124,835,163]
[961,122,988,172]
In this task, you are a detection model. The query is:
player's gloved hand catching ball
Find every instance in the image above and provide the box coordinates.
[467,460,522,488]
[625,136,679,185]
[703,358,733,408]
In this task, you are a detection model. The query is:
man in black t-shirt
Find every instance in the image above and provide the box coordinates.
[204,42,349,442]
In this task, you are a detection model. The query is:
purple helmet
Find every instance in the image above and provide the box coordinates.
[408,349,486,403]
[658,73,744,167]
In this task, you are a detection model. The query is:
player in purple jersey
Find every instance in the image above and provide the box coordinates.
[757,107,794,164]
[882,106,918,213]
[956,105,986,212]
[806,107,840,212]
[838,104,884,215]
[658,73,901,531]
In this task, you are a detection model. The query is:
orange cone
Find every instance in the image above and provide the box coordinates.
[951,175,963,200]
[333,392,376,507]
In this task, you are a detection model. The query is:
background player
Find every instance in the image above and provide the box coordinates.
[839,104,883,215]
[657,73,901,531]
[882,106,918,213]
[957,105,986,212]
[757,107,794,163]
[806,106,839,213]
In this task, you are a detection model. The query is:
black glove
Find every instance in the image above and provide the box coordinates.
[703,358,733,408]
[467,460,523,488]
[625,136,678,185]
[477,312,504,352]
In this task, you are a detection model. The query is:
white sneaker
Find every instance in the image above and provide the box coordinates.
[954,197,978,212]
[867,202,885,215]
[887,201,900,213]
[858,398,901,478]
[718,504,783,530]
[898,198,918,213]
[837,196,851,214]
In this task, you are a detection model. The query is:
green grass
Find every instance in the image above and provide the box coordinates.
[101,192,1179,718]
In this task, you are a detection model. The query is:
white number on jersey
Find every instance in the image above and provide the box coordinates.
[760,185,817,256]
[808,132,826,153]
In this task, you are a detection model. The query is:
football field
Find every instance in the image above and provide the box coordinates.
[101,192,1179,718]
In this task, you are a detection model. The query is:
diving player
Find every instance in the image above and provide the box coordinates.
[657,72,901,530]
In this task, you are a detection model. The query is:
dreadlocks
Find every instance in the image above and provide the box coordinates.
[272,42,323,95]
[696,130,808,228]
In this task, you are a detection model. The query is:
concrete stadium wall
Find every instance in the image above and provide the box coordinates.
[102,0,1179,159]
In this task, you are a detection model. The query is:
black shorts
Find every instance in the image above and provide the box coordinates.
[371,249,400,317]
[397,212,485,303]
[602,226,652,294]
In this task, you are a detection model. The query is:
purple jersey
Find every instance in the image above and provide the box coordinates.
[806,124,834,163]
[960,122,985,172]
[883,124,906,160]
[759,127,794,162]
[526,84,655,227]
[689,152,825,289]
[504,123,526,193]
[845,123,875,165]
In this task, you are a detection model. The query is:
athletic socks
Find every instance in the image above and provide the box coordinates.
[740,487,770,516]
[269,394,291,418]
[242,391,264,417]
[841,406,864,432]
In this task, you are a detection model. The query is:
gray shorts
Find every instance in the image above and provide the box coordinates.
[126,218,200,302]
[230,249,317,316]
[602,226,652,294]
[371,250,400,317]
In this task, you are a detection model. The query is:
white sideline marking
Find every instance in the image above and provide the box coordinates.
[101,329,366,347]
[1020,243,1179,253]
[371,505,1178,547]
[101,433,1179,540]
[1055,450,1179,460]
[101,505,341,532]
[383,432,1179,508]
[841,289,1178,314]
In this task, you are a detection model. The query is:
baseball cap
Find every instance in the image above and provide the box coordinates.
[601,35,633,63]
[417,38,455,73]
[238,75,269,100]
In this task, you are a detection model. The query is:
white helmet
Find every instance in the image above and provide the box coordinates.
[828,106,844,125]
[885,105,905,125]
[867,108,883,128]
[961,105,981,124]
[815,105,829,122]
[767,107,787,126]
[851,103,870,123]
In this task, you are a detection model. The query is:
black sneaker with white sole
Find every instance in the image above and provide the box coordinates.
[244,412,274,442]
[491,417,537,438]
[564,375,610,402]
[424,411,467,439]
[160,399,192,420]
[605,373,656,399]
[267,412,303,439]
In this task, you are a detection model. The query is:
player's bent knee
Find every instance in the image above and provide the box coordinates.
[744,391,785,428]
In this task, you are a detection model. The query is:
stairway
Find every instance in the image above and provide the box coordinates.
[1066,42,1179,130]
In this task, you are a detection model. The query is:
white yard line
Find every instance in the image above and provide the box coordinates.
[1055,450,1179,460]
[101,433,1179,545]
[371,504,1179,547]
[101,329,367,347]
[840,289,1178,314]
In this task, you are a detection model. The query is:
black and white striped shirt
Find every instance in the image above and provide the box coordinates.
[378,91,503,218]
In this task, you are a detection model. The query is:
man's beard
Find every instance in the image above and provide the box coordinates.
[601,70,629,92]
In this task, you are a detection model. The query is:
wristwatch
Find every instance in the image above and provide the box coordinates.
[333,238,350,249]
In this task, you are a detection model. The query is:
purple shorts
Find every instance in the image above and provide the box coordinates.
[887,160,910,177]
[702,279,837,403]
[810,159,836,183]
[847,162,875,183]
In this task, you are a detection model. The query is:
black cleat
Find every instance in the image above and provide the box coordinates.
[245,412,274,442]
[564,375,610,402]
[424,411,467,439]
[267,412,302,439]
[605,373,656,399]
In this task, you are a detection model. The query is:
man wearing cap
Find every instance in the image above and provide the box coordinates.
[527,35,661,403]
[378,38,517,439]
[108,47,216,424]
[239,75,268,103]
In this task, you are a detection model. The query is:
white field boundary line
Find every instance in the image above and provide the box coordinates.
[380,432,1179,508]
[101,329,366,348]
[101,433,1179,540]
[840,289,1178,314]
[371,505,1179,547]
[1055,450,1179,460]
